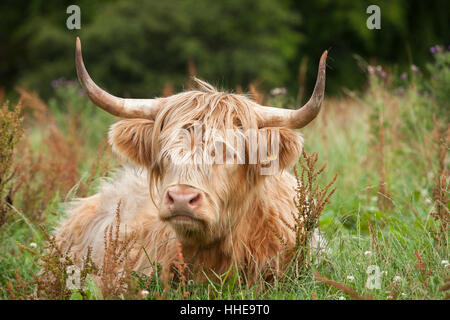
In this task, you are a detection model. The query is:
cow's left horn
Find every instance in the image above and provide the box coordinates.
[255,50,327,129]
[75,37,161,119]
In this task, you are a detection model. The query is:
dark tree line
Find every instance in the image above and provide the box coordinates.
[0,0,448,100]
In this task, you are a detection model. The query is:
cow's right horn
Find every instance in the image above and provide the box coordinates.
[255,50,327,129]
[75,37,161,119]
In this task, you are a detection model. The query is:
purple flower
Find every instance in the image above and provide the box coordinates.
[400,72,407,80]
[50,77,67,88]
[51,80,59,88]
[430,45,444,54]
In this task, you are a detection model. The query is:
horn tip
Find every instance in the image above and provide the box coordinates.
[320,50,328,63]
[76,37,81,50]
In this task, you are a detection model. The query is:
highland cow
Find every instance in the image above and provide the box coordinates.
[54,37,328,284]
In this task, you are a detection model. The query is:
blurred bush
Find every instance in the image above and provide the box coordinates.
[0,0,448,101]
[1,0,300,99]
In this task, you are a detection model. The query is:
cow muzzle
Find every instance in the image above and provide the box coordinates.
[160,185,204,225]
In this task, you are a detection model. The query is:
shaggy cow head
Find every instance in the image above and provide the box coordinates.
[75,37,327,246]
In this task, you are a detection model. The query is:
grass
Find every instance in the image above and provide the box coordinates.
[0,51,448,300]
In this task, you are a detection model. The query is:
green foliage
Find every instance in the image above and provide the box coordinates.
[5,0,300,99]
[424,48,450,122]
[291,0,449,95]
[1,1,448,100]
[46,80,115,153]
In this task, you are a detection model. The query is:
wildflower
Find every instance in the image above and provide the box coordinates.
[387,295,393,299]
[50,77,66,88]
[400,72,407,80]
[375,66,387,79]
[393,276,402,284]
[441,260,449,268]
[270,87,287,96]
[420,189,428,197]
[364,250,372,258]
[369,65,387,79]
[141,290,150,297]
[29,242,37,248]
[338,296,346,300]
[401,293,407,298]
[429,45,443,54]
[346,275,355,282]
[410,65,419,74]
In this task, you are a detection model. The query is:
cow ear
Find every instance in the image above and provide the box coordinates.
[108,119,154,167]
[258,127,303,171]
[277,128,303,170]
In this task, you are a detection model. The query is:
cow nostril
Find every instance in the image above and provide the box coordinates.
[166,192,174,204]
[189,194,201,205]
[165,187,202,209]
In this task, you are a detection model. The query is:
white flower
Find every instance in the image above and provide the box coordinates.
[401,293,407,298]
[270,87,287,96]
[338,296,346,300]
[393,276,402,284]
[141,290,150,297]
[346,275,355,282]
[424,198,432,205]
[29,242,37,248]
[420,189,428,197]
[441,260,449,268]
[364,250,372,258]
[387,295,393,299]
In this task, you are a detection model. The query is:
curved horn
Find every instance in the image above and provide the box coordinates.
[75,37,160,119]
[255,50,327,129]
